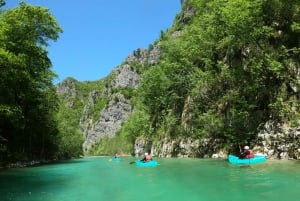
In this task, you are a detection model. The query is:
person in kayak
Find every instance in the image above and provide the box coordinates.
[141,152,152,162]
[114,153,120,158]
[239,146,254,159]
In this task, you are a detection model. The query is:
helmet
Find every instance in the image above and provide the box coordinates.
[145,152,148,156]
[244,146,249,150]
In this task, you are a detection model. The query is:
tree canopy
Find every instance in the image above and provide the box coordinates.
[121,0,300,149]
[0,2,63,162]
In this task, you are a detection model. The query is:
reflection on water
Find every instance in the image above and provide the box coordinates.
[0,157,299,201]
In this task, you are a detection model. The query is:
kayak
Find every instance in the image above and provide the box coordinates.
[112,157,121,162]
[228,154,267,165]
[136,160,158,167]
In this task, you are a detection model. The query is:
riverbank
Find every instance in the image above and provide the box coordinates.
[1,154,297,170]
[0,155,100,169]
[0,159,57,170]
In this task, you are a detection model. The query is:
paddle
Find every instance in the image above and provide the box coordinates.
[129,159,146,164]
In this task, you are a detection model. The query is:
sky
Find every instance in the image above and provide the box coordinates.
[3,0,181,83]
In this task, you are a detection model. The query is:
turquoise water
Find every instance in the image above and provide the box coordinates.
[0,157,299,201]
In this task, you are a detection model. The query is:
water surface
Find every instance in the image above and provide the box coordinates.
[0,157,299,201]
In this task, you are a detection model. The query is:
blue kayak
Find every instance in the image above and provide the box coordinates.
[112,157,121,162]
[228,154,267,165]
[136,160,158,167]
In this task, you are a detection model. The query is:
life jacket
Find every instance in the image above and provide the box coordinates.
[145,155,152,161]
[245,150,254,158]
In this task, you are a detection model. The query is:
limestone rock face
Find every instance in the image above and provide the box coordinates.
[134,121,300,159]
[257,121,300,159]
[112,64,140,89]
[73,46,160,154]
[56,78,78,107]
[135,137,227,159]
[82,93,132,152]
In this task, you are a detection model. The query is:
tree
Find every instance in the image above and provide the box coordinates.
[131,0,300,148]
[0,2,62,161]
[0,0,5,8]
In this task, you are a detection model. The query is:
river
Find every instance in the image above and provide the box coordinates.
[0,156,299,201]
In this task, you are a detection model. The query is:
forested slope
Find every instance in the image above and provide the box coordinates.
[0,1,63,164]
[143,0,300,157]
[58,0,300,158]
[116,0,300,158]
[1,0,300,165]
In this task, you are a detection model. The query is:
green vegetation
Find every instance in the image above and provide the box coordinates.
[55,99,84,159]
[88,134,133,156]
[55,77,113,158]
[0,2,63,163]
[118,0,300,149]
[1,0,300,162]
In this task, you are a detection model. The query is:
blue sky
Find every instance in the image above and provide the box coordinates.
[4,1,181,83]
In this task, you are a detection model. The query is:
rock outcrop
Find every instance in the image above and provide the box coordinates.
[132,121,300,159]
[134,137,227,159]
[257,121,300,159]
[56,78,78,107]
[82,92,132,152]
[78,47,160,153]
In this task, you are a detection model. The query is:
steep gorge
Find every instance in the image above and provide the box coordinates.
[56,0,300,160]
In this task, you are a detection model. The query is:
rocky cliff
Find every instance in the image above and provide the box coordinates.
[56,44,300,160]
[56,47,159,154]
[56,0,300,160]
[134,122,300,160]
